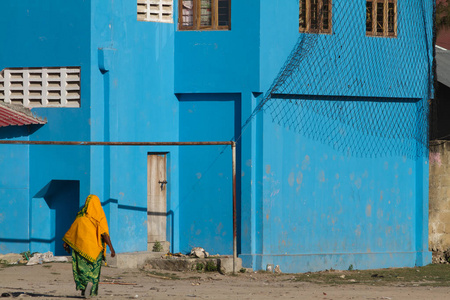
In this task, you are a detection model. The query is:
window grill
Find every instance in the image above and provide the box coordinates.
[0,67,81,108]
[178,0,230,30]
[366,0,397,37]
[137,0,173,23]
[299,0,332,34]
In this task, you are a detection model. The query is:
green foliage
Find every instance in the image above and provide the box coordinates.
[196,263,204,271]
[348,264,354,271]
[239,268,246,273]
[20,251,31,261]
[437,1,450,31]
[205,261,217,272]
[152,241,163,252]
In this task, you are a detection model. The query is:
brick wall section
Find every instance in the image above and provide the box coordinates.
[437,29,450,50]
[429,141,450,251]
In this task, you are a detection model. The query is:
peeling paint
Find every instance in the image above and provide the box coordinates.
[288,172,295,186]
[246,159,252,167]
[318,170,325,182]
[216,222,223,234]
[266,165,271,174]
[355,225,361,237]
[366,204,372,217]
[385,226,393,235]
[377,238,383,247]
[296,172,303,185]
[354,178,362,189]
[196,172,202,179]
[301,155,310,170]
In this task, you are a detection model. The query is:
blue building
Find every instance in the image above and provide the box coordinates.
[0,0,433,272]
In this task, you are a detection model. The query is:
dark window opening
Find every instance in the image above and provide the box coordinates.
[299,0,332,34]
[366,0,397,37]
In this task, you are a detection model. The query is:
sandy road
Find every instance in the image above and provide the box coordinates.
[1,262,450,299]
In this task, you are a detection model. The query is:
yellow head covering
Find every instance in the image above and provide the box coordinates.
[62,194,110,262]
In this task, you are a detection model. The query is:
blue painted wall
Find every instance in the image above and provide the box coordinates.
[0,0,433,273]
[178,93,240,254]
[238,0,433,272]
[0,127,30,253]
[0,0,91,254]
[89,0,178,253]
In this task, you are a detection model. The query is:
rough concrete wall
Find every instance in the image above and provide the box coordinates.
[429,141,450,251]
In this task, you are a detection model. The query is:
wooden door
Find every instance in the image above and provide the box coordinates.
[147,153,167,248]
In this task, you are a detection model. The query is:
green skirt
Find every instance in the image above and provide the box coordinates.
[71,250,103,296]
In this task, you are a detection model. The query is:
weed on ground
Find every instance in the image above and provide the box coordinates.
[143,270,181,280]
[292,264,450,287]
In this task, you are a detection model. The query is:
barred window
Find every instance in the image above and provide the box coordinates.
[366,0,397,37]
[299,0,332,34]
[178,0,230,31]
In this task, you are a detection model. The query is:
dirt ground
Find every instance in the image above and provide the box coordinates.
[2,262,450,299]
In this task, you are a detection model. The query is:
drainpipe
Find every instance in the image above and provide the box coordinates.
[232,141,237,274]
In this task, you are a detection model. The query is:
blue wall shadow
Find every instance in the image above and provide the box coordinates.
[33,180,80,255]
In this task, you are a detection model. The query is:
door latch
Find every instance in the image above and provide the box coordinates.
[159,180,168,189]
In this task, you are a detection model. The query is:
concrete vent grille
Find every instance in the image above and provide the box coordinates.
[0,67,81,108]
[137,0,173,23]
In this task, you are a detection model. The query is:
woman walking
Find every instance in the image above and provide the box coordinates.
[63,194,115,298]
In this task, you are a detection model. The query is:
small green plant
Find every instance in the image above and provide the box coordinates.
[348,264,354,271]
[205,261,217,272]
[152,241,163,252]
[239,268,246,273]
[20,251,31,261]
[196,263,204,271]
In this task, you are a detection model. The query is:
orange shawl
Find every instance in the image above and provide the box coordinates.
[62,195,109,263]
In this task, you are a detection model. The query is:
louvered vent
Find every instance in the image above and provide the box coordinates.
[0,67,81,108]
[138,0,173,23]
